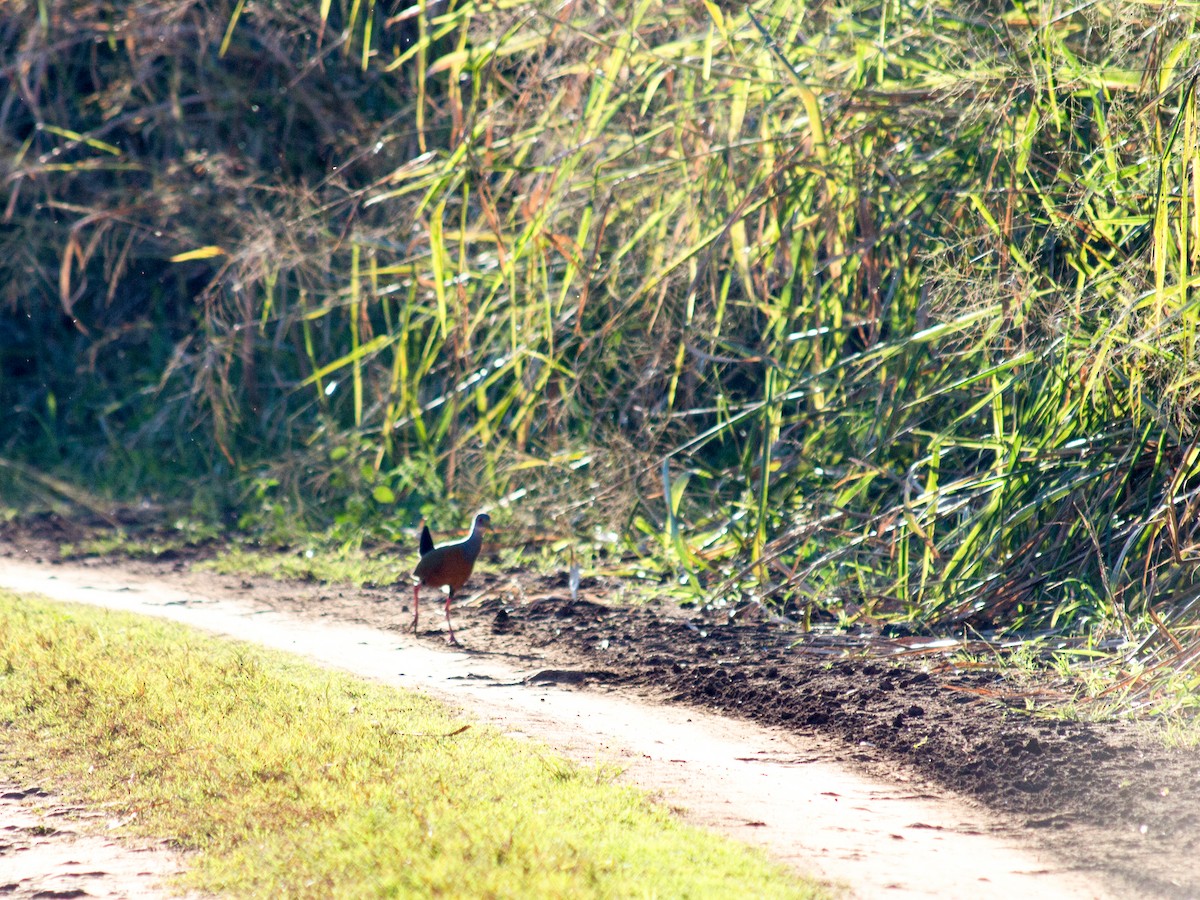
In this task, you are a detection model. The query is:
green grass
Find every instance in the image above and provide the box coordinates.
[0,591,823,899]
[199,543,404,588]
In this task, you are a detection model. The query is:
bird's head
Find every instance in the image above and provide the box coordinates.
[474,513,492,530]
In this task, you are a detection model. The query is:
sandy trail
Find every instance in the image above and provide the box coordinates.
[1,783,189,899]
[0,559,1110,899]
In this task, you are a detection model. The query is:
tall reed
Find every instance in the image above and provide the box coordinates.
[3,0,1199,644]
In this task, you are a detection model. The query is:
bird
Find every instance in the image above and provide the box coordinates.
[412,513,490,645]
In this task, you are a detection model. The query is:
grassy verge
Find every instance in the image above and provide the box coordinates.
[198,543,403,588]
[0,591,822,899]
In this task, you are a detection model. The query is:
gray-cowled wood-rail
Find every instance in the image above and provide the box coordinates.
[412,513,490,645]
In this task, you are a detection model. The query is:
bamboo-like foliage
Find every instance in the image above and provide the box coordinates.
[4,0,1200,646]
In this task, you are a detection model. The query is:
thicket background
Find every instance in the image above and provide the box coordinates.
[4,0,1200,649]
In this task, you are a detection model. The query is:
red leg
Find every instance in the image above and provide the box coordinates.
[445,589,459,646]
[412,584,420,633]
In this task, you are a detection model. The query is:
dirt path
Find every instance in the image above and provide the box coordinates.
[0,783,188,899]
[0,557,1110,899]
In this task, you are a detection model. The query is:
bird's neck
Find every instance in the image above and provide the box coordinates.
[462,521,484,562]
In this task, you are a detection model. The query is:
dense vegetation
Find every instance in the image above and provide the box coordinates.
[4,0,1200,655]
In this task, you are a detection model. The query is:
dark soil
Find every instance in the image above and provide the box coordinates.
[4,513,1199,898]
[443,575,1199,899]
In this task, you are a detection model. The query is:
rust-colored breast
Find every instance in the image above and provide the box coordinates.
[413,545,475,593]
